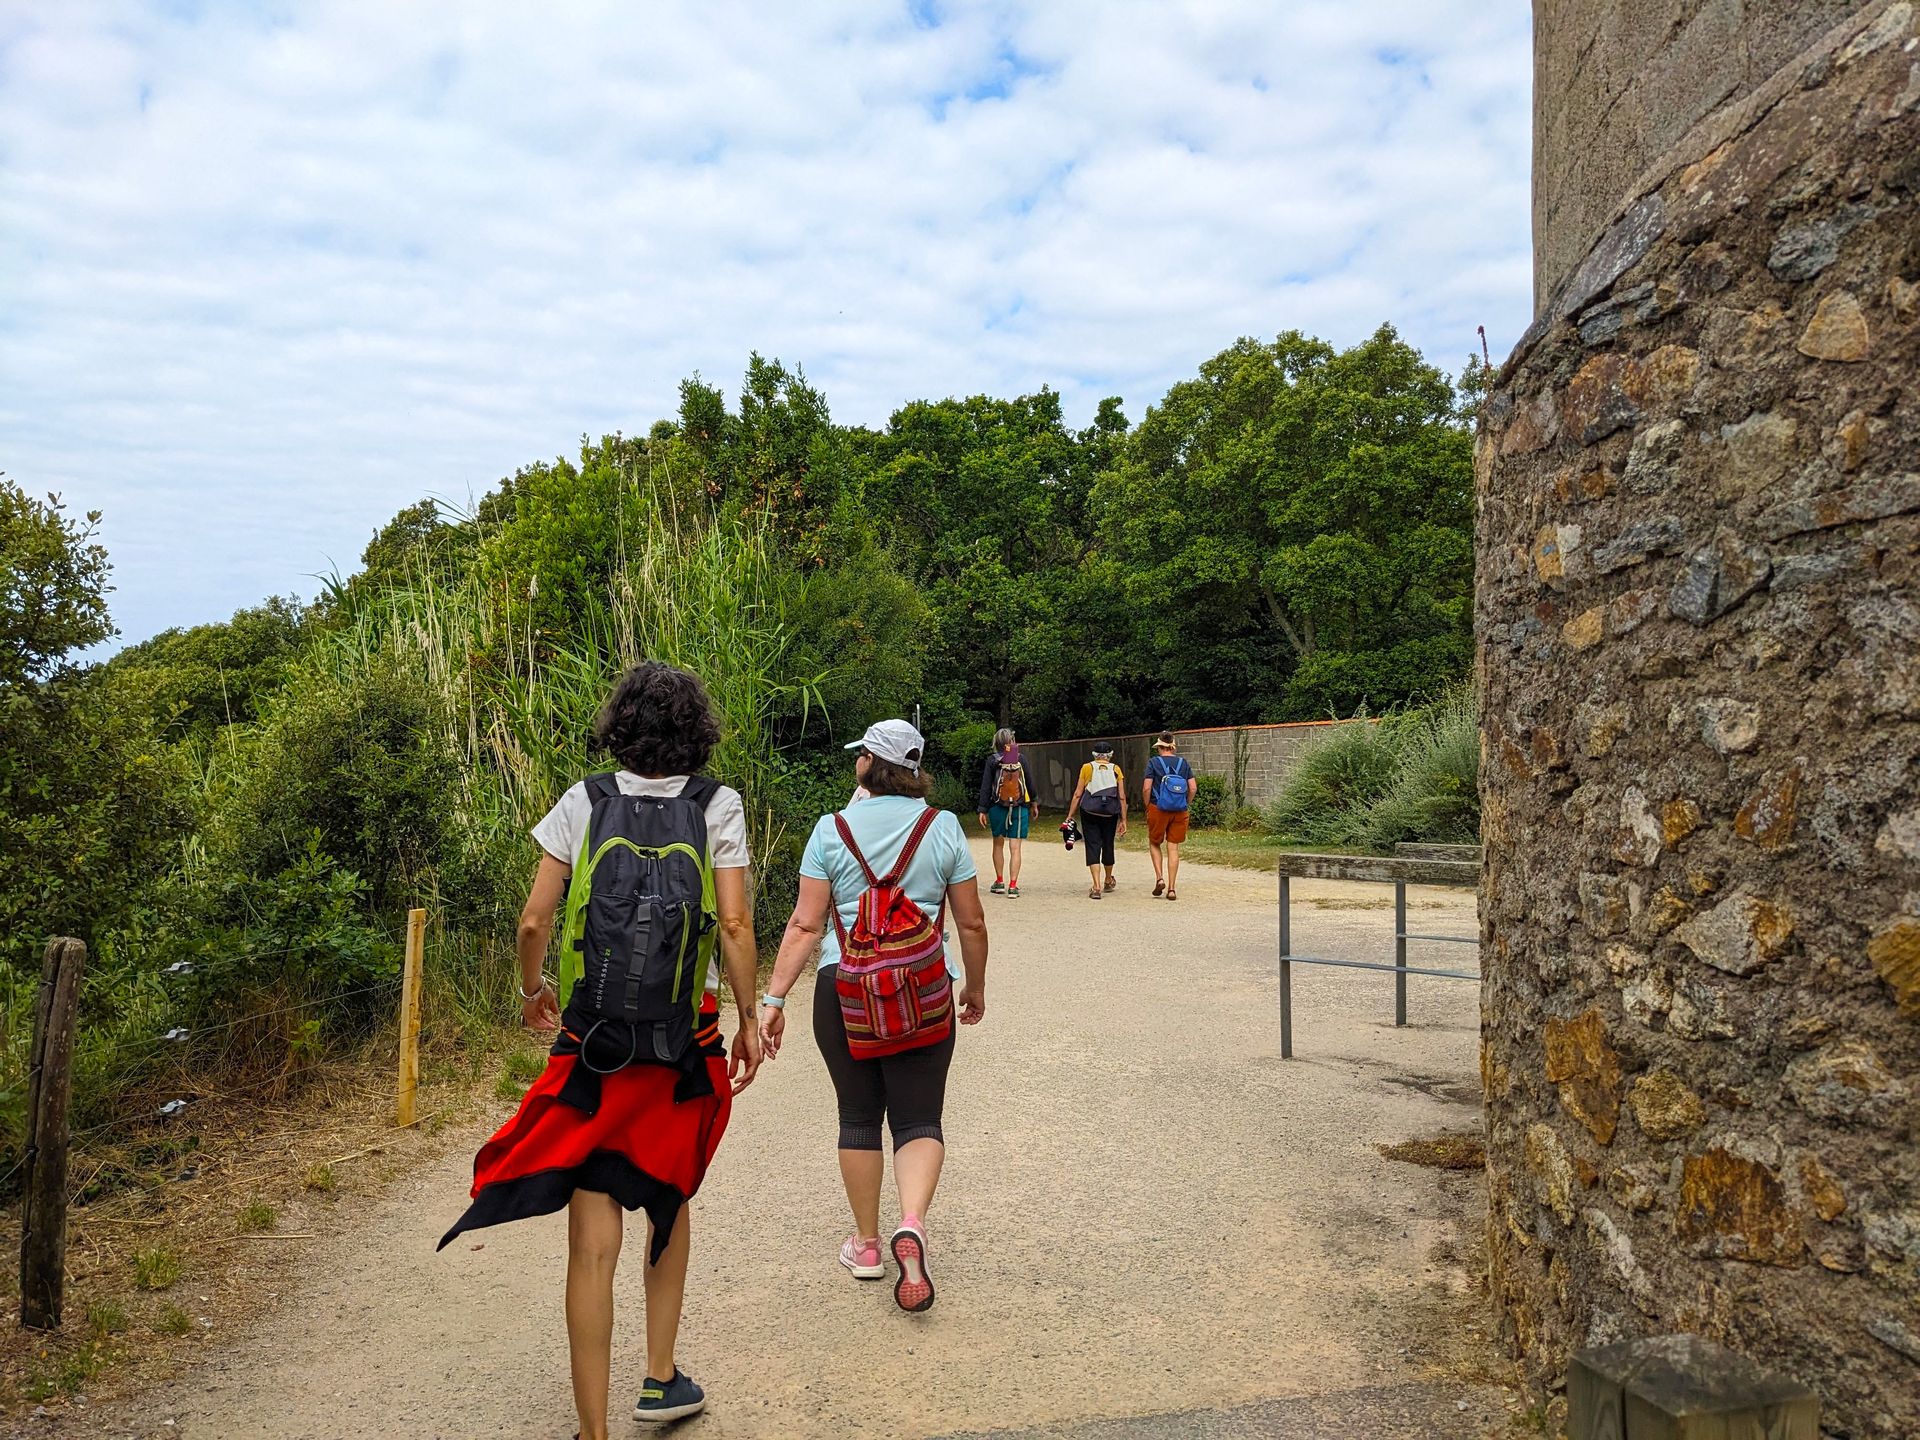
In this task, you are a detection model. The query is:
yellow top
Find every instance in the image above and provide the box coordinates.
[1078,760,1125,789]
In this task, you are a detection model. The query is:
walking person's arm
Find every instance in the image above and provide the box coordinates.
[1185,762,1197,806]
[760,875,833,1060]
[713,867,763,1094]
[516,855,569,1030]
[948,877,989,1024]
[1065,771,1087,823]
[976,754,995,827]
[1117,771,1129,838]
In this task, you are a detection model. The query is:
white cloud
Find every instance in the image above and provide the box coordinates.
[0,0,1531,642]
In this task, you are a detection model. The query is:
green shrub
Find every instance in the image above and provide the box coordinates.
[1263,688,1478,850]
[1189,774,1230,828]
[1227,805,1266,832]
[933,719,997,794]
[1352,688,1479,848]
[1264,716,1405,844]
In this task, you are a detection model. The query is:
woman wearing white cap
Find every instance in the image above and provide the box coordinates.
[759,719,989,1313]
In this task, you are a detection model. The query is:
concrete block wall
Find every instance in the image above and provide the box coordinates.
[1015,721,1361,813]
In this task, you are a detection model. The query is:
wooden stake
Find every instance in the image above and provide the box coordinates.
[20,937,87,1330]
[396,908,425,1126]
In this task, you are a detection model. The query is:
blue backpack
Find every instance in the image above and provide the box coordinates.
[1149,755,1192,811]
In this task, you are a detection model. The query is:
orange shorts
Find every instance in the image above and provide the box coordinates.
[1146,804,1189,845]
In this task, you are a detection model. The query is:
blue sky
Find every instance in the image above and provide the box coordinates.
[0,1,1532,645]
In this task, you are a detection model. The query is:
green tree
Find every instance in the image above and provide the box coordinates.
[852,390,1123,730]
[1094,325,1474,720]
[0,482,113,684]
[0,480,187,970]
[108,597,306,740]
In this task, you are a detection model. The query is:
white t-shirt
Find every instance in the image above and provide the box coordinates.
[531,772,751,993]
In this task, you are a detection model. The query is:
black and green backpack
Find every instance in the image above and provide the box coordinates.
[556,774,720,1072]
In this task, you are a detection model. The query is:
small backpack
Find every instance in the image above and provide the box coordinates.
[1082,760,1122,817]
[1150,755,1192,812]
[831,807,955,1060]
[556,774,719,1069]
[995,758,1028,807]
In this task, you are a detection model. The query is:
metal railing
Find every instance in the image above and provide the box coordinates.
[1277,847,1480,1058]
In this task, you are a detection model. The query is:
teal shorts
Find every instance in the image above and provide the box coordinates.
[987,804,1031,840]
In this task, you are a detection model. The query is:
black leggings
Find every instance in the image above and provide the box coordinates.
[814,965,956,1151]
[1080,810,1119,867]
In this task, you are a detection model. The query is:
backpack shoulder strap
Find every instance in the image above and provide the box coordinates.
[584,772,622,806]
[832,812,881,887]
[678,774,721,812]
[881,805,942,886]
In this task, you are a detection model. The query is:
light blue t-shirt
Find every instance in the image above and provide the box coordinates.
[800,797,977,977]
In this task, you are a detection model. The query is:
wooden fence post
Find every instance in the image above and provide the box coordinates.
[395,908,425,1126]
[20,936,87,1330]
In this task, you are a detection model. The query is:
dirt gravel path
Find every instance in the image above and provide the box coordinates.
[51,837,1504,1439]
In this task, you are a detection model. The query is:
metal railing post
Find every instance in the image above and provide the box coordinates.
[1279,870,1293,1059]
[1394,880,1408,1027]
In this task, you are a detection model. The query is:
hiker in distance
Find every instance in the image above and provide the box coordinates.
[975,726,1038,897]
[762,719,989,1313]
[1063,740,1127,899]
[439,661,763,1438]
[1143,730,1197,900]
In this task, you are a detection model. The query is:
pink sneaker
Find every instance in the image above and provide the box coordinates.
[890,1217,935,1313]
[838,1235,884,1280]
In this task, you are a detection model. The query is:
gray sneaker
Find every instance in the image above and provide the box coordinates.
[634,1369,706,1423]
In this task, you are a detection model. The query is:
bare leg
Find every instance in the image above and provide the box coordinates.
[1149,840,1165,884]
[839,1147,885,1239]
[566,1190,623,1440]
[1167,842,1182,893]
[642,1206,691,1383]
[991,835,1006,882]
[1008,837,1024,887]
[895,1138,945,1222]
[1103,863,1117,888]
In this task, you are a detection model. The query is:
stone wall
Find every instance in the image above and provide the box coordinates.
[1016,720,1361,812]
[1533,0,1863,304]
[1480,3,1920,1436]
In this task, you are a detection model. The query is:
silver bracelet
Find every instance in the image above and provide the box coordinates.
[518,974,553,1001]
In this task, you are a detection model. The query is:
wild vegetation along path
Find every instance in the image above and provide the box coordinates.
[56,837,1505,1439]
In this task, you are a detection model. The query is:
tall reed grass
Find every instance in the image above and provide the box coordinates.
[311,503,829,1033]
[1263,686,1478,851]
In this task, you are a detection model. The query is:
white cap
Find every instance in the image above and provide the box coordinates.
[845,718,925,772]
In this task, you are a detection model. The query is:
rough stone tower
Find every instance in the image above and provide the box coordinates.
[1478,3,1920,1436]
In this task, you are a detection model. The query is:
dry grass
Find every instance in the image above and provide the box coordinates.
[0,1029,528,1418]
[1377,1131,1487,1171]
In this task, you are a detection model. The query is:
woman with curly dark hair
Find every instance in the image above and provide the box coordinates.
[440,661,762,1437]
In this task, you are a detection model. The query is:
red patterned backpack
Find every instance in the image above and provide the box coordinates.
[831,806,955,1059]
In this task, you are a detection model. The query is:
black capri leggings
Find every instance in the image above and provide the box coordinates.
[1080,810,1119,867]
[814,965,956,1151]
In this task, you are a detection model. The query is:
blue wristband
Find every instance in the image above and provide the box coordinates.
[759,994,786,1010]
